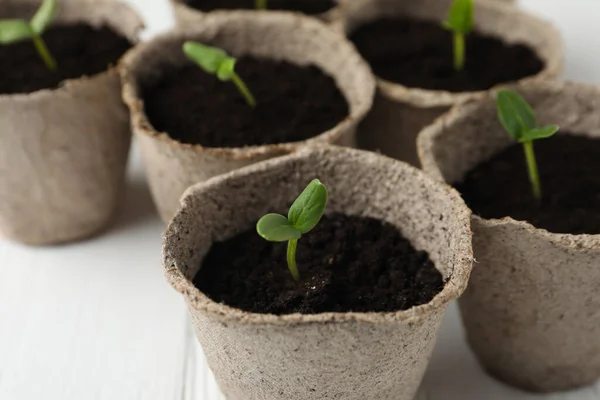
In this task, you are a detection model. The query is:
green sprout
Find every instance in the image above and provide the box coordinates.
[496,89,559,200]
[0,0,57,71]
[443,0,474,71]
[256,179,328,281]
[255,0,267,10]
[183,41,256,107]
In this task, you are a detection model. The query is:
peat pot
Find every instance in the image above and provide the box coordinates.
[121,11,375,222]
[335,0,562,167]
[163,145,473,400]
[0,0,143,245]
[418,81,600,392]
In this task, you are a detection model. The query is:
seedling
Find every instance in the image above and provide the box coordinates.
[256,179,328,281]
[443,0,474,71]
[255,0,267,10]
[183,41,256,107]
[496,89,559,200]
[0,0,57,71]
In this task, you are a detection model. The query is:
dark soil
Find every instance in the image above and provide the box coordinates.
[143,57,349,147]
[194,213,444,315]
[0,24,133,95]
[183,0,335,14]
[349,17,544,92]
[456,134,600,235]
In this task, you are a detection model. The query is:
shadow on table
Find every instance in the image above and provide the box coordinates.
[112,176,160,232]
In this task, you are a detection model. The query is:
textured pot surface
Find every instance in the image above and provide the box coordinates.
[418,81,600,392]
[163,146,473,400]
[0,0,143,245]
[335,0,562,167]
[121,11,375,223]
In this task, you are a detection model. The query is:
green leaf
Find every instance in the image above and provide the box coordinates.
[256,213,302,242]
[216,58,236,81]
[519,125,559,143]
[30,0,57,34]
[444,0,474,34]
[288,179,328,234]
[183,41,230,75]
[0,20,34,44]
[496,89,537,141]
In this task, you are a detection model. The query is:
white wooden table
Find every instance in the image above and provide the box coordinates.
[1,1,600,399]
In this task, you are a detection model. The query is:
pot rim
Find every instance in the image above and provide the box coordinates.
[163,146,474,325]
[0,0,144,102]
[335,0,563,108]
[418,80,600,253]
[472,215,600,252]
[169,0,343,20]
[119,10,376,161]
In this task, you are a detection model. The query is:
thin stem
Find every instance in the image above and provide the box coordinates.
[231,73,256,107]
[32,33,57,71]
[255,0,267,9]
[523,141,542,200]
[286,239,300,282]
[453,32,465,71]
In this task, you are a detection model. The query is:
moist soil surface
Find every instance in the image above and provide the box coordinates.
[349,17,544,92]
[0,24,133,95]
[143,57,349,147]
[456,134,600,235]
[183,0,335,14]
[194,213,444,315]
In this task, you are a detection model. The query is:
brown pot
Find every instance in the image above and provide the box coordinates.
[334,0,562,167]
[163,145,473,400]
[418,81,600,393]
[0,0,143,245]
[120,11,375,223]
